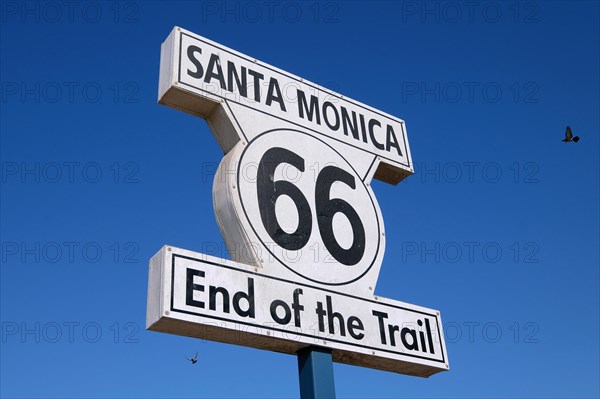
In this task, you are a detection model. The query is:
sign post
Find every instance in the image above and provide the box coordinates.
[298,347,336,399]
[148,26,448,395]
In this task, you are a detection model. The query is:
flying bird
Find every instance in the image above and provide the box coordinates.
[186,352,198,364]
[562,126,580,143]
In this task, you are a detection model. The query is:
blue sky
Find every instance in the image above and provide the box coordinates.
[1,1,599,398]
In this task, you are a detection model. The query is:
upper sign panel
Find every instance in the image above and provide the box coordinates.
[158,26,414,185]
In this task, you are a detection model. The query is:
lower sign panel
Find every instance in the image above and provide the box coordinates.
[146,246,449,377]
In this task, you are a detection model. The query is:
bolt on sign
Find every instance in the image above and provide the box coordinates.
[147,26,449,377]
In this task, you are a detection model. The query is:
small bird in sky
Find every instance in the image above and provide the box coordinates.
[186,352,198,364]
[562,126,580,143]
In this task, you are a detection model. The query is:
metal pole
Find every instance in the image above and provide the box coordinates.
[297,346,336,399]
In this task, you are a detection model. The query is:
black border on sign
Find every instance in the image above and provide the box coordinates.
[176,30,412,171]
[170,253,446,364]
[237,128,381,286]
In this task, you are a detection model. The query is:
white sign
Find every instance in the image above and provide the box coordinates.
[147,246,448,377]
[158,27,413,185]
[213,127,385,297]
[148,26,448,378]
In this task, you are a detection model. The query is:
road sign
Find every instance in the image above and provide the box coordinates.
[158,27,413,185]
[148,246,447,376]
[148,26,448,379]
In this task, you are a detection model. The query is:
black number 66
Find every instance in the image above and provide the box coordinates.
[257,147,366,266]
